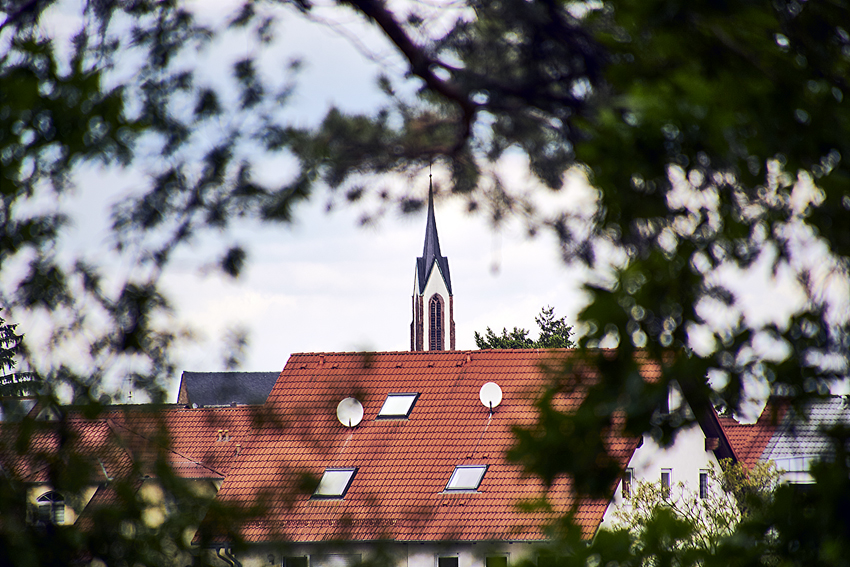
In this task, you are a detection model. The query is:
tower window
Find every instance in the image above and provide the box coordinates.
[36,491,65,525]
[429,295,444,350]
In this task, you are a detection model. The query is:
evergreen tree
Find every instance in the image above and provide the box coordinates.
[475,306,575,349]
[0,311,36,397]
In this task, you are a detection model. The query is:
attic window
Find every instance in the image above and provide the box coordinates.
[445,465,487,491]
[36,491,65,525]
[377,393,419,419]
[313,468,357,499]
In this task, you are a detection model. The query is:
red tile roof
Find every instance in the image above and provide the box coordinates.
[717,398,789,469]
[0,405,255,485]
[212,350,646,543]
[104,405,262,477]
[0,419,134,483]
[5,349,657,545]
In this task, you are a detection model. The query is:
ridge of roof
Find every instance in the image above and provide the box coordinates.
[106,416,227,479]
[416,184,452,295]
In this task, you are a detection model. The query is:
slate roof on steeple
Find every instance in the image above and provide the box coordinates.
[416,185,452,295]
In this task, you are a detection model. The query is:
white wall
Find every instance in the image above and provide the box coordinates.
[229,541,544,567]
[601,384,721,527]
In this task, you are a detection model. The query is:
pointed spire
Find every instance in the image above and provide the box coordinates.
[422,176,442,261]
[415,175,452,295]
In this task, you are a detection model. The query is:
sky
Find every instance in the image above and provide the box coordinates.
[5,0,593,402]
[6,0,845,407]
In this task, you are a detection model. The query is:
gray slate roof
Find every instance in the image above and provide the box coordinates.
[760,396,850,475]
[415,187,452,295]
[180,371,279,407]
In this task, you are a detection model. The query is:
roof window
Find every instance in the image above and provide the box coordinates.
[445,465,487,491]
[313,468,357,499]
[377,393,419,419]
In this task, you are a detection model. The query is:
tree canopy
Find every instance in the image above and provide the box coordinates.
[475,306,575,349]
[2,0,850,564]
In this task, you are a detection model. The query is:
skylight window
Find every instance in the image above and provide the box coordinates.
[445,465,488,491]
[313,468,357,499]
[377,393,419,419]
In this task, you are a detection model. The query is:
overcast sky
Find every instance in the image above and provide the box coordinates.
[4,1,594,401]
[7,1,844,407]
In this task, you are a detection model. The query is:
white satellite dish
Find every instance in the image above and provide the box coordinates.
[479,382,503,414]
[336,397,364,428]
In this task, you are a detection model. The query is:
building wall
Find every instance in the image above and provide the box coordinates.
[601,385,721,527]
[220,541,546,567]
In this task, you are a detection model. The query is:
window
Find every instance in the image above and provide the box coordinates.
[661,469,671,499]
[36,491,65,525]
[429,295,443,350]
[283,558,308,567]
[311,556,360,567]
[622,468,633,499]
[445,465,487,491]
[438,557,458,567]
[486,557,508,567]
[377,393,419,419]
[699,470,708,499]
[313,468,357,499]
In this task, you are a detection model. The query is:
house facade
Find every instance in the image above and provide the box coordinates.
[601,382,738,526]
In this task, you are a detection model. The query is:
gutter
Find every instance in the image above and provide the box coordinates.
[216,547,242,567]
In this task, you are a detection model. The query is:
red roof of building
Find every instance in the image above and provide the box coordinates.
[211,349,647,543]
[104,405,261,478]
[717,398,789,469]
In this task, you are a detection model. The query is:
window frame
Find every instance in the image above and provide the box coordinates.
[429,294,444,350]
[312,468,357,499]
[376,392,420,419]
[444,464,488,491]
[36,491,65,525]
[699,470,709,499]
[622,468,634,499]
[661,468,672,499]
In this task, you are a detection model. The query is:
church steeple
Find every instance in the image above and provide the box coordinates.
[411,180,455,351]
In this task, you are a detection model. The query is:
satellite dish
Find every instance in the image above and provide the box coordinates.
[479,382,503,413]
[336,397,364,428]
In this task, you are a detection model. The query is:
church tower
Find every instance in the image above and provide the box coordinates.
[411,184,455,351]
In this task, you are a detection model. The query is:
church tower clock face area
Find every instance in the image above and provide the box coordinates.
[411,184,455,351]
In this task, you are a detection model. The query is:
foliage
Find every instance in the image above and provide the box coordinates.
[2,0,850,564]
[717,458,782,517]
[475,306,575,349]
[612,460,781,555]
[532,428,850,567]
[0,311,37,397]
